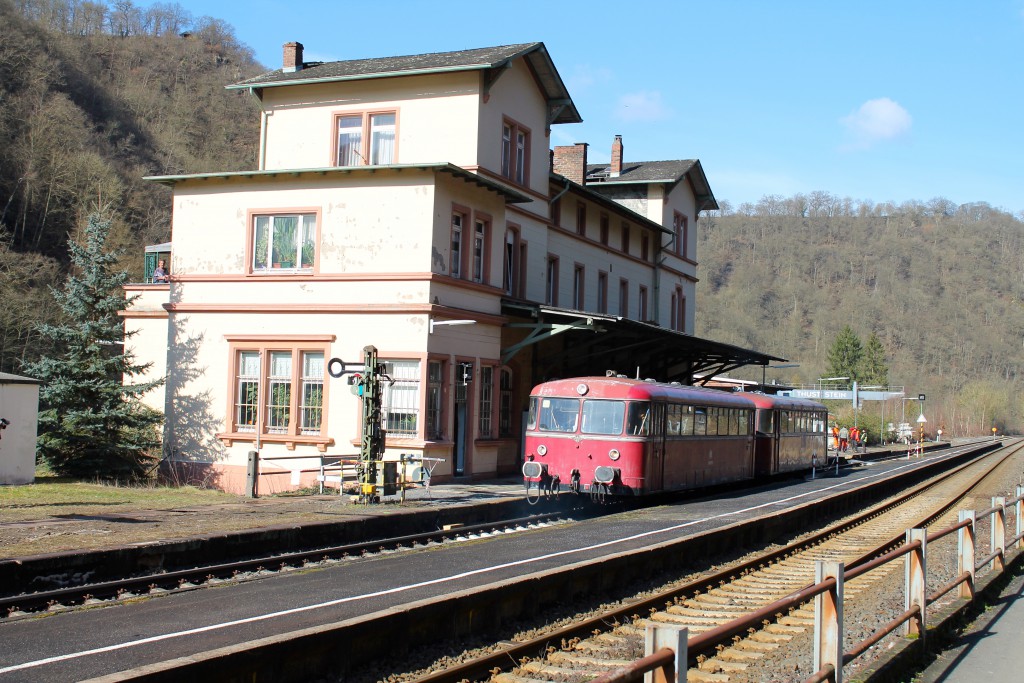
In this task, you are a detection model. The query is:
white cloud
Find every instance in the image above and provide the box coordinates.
[839,97,912,150]
[566,64,613,93]
[614,91,672,122]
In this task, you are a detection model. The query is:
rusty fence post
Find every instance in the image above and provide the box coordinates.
[814,560,844,683]
[644,623,687,683]
[958,510,976,600]
[991,496,1006,572]
[1016,486,1023,551]
[904,528,927,641]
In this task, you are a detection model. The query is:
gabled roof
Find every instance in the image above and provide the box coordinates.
[228,42,582,125]
[586,159,719,211]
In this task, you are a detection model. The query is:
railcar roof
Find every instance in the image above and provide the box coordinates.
[532,377,756,408]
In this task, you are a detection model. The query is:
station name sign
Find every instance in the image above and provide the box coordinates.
[783,389,906,402]
[789,390,852,400]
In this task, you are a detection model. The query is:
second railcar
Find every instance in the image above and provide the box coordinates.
[522,377,758,496]
[739,392,829,476]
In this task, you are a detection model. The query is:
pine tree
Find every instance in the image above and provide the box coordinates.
[825,325,864,382]
[860,332,889,386]
[23,213,163,479]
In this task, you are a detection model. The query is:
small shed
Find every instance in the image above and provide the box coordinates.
[0,372,40,485]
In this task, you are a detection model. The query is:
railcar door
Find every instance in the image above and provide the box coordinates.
[645,402,666,492]
[752,408,777,477]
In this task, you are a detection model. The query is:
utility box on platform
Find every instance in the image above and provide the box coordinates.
[0,372,41,485]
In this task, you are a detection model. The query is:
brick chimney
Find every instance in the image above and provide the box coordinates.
[611,135,623,177]
[552,143,589,185]
[283,42,304,73]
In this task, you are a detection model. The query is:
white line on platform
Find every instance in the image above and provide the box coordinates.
[0,448,967,675]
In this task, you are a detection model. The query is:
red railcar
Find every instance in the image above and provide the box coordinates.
[522,377,758,498]
[738,392,829,476]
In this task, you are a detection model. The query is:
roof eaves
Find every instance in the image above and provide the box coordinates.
[144,164,531,203]
[227,63,490,91]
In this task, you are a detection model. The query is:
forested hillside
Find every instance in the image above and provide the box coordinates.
[697,196,1024,435]
[2,1,1022,436]
[0,0,262,371]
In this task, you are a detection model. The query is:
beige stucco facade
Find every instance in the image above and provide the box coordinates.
[125,42,718,493]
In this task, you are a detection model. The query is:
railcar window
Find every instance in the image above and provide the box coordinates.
[538,397,580,432]
[667,404,681,436]
[681,406,692,435]
[626,402,651,435]
[581,400,626,435]
[527,397,539,430]
[757,409,773,434]
[694,407,706,435]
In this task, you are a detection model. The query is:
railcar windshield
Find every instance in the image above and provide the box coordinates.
[626,401,651,436]
[581,400,625,435]
[534,397,580,432]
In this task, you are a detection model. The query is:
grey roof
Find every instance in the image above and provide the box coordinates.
[229,42,582,125]
[144,163,532,203]
[0,371,41,384]
[585,159,719,211]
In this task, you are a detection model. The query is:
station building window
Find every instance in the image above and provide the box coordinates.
[426,359,445,441]
[546,255,559,305]
[224,337,332,448]
[335,111,396,166]
[501,119,530,185]
[381,360,421,438]
[250,212,317,273]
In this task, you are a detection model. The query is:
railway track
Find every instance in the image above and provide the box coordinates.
[0,510,580,619]
[402,441,1022,683]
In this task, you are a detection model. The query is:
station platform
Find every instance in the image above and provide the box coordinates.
[916,554,1024,682]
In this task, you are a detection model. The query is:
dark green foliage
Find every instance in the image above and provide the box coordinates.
[826,325,864,382]
[861,333,889,387]
[22,213,164,479]
[698,196,1024,433]
[0,0,262,374]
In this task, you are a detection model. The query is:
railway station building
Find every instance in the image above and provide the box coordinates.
[123,41,777,493]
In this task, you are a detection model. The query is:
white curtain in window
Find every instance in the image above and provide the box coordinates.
[337,115,363,165]
[370,113,395,164]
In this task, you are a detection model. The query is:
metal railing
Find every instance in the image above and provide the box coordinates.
[593,485,1024,683]
[246,452,359,497]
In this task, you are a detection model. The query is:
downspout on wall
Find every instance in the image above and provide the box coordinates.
[247,87,268,170]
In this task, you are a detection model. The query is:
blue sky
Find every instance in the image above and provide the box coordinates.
[154,1,1023,215]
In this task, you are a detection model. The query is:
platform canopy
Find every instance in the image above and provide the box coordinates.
[500,303,783,384]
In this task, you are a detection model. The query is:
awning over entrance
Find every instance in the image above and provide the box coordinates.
[501,302,784,384]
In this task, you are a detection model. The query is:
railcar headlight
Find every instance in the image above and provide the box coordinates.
[537,444,547,456]
[608,448,620,461]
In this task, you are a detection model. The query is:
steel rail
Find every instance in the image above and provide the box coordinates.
[1,509,577,617]
[407,441,1016,683]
